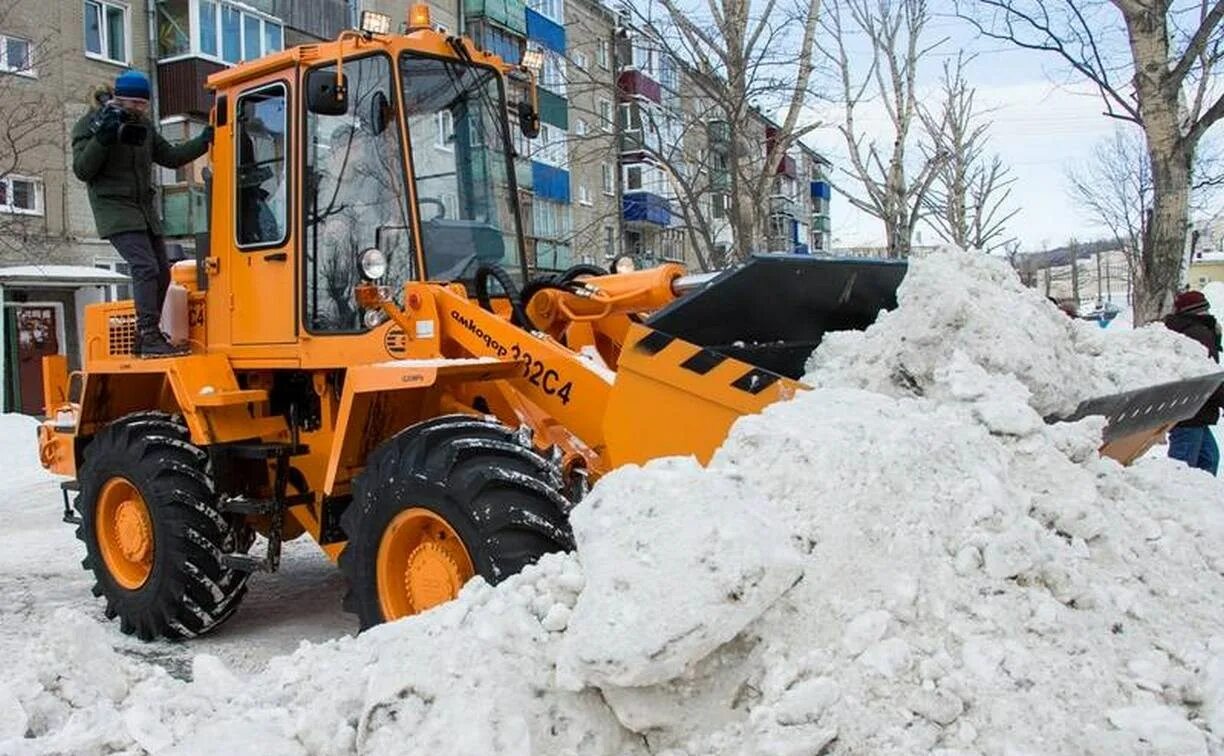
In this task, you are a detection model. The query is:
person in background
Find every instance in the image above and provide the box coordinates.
[1163,289,1224,475]
[71,70,213,358]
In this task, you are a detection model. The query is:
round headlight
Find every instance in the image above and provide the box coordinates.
[363,308,386,329]
[613,255,636,274]
[359,248,388,280]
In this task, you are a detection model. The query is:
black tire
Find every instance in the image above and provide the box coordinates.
[339,415,574,630]
[76,412,250,640]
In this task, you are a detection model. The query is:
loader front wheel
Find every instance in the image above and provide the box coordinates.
[340,416,574,629]
[76,413,250,640]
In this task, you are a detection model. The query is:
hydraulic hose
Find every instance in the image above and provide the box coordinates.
[474,263,534,330]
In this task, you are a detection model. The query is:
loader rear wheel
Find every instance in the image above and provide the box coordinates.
[75,413,251,640]
[340,415,574,629]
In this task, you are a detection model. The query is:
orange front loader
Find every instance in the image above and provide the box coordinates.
[36,7,1224,641]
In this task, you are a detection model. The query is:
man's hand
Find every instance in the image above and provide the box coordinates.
[94,107,122,146]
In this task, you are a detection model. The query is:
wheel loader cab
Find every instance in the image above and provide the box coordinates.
[208,31,529,348]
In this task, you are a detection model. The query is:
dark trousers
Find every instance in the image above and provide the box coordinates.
[108,230,170,333]
[1168,425,1220,476]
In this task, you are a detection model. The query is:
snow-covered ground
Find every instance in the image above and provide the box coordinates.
[0,417,354,678]
[4,248,1224,755]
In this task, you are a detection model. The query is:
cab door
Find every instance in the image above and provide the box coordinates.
[230,81,296,345]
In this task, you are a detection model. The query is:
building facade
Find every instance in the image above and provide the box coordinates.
[0,0,831,412]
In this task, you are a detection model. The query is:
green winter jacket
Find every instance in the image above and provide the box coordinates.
[71,108,210,238]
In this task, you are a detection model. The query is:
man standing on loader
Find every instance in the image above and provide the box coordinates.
[71,70,213,357]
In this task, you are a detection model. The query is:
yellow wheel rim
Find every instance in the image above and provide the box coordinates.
[95,477,154,590]
[376,508,474,620]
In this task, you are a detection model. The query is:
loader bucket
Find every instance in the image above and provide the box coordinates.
[648,254,909,379]
[603,255,908,467]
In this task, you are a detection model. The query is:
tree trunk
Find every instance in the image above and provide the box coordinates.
[1134,145,1192,324]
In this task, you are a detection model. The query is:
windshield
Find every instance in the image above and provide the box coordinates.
[399,52,525,289]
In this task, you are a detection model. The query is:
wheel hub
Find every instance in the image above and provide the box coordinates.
[95,476,154,590]
[376,508,475,621]
[405,541,463,612]
[114,500,152,562]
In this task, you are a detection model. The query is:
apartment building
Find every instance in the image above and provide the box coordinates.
[0,0,831,412]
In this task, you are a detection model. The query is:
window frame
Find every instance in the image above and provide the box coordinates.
[94,258,132,301]
[174,0,283,67]
[0,33,36,77]
[233,80,290,251]
[600,162,613,194]
[0,174,43,216]
[595,39,608,69]
[598,98,612,131]
[435,110,455,151]
[84,0,131,66]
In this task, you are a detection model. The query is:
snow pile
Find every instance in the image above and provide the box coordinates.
[6,248,1224,755]
[805,248,1218,417]
[0,413,56,489]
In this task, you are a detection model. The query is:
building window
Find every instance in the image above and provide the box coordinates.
[194,0,283,64]
[540,51,566,95]
[533,198,571,239]
[574,118,587,137]
[572,50,587,70]
[578,185,591,205]
[84,0,129,65]
[712,193,727,219]
[601,162,613,194]
[0,33,34,76]
[436,111,454,150]
[473,23,523,65]
[603,224,615,259]
[598,99,612,131]
[596,39,609,69]
[95,259,132,301]
[625,165,642,191]
[529,0,563,23]
[0,175,42,215]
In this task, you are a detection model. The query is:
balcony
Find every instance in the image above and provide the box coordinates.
[617,70,661,104]
[707,120,730,149]
[532,162,571,203]
[157,57,226,118]
[622,191,671,226]
[769,195,796,215]
[525,8,565,54]
[466,0,528,34]
[161,185,208,237]
[538,88,568,129]
[811,180,831,200]
[812,215,832,233]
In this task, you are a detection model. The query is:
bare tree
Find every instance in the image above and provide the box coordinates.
[821,0,949,258]
[1067,127,1224,298]
[627,0,825,265]
[921,54,1018,251]
[0,1,60,261]
[959,0,1224,324]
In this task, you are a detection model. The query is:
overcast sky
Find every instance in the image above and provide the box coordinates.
[799,14,1131,252]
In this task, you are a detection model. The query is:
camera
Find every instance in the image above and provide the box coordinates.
[92,99,148,146]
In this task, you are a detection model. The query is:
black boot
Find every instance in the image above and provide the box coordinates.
[136,329,189,358]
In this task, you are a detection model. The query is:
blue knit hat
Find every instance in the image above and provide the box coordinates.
[114,70,150,100]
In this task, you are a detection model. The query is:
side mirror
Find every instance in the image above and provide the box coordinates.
[307,69,349,116]
[517,100,540,139]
